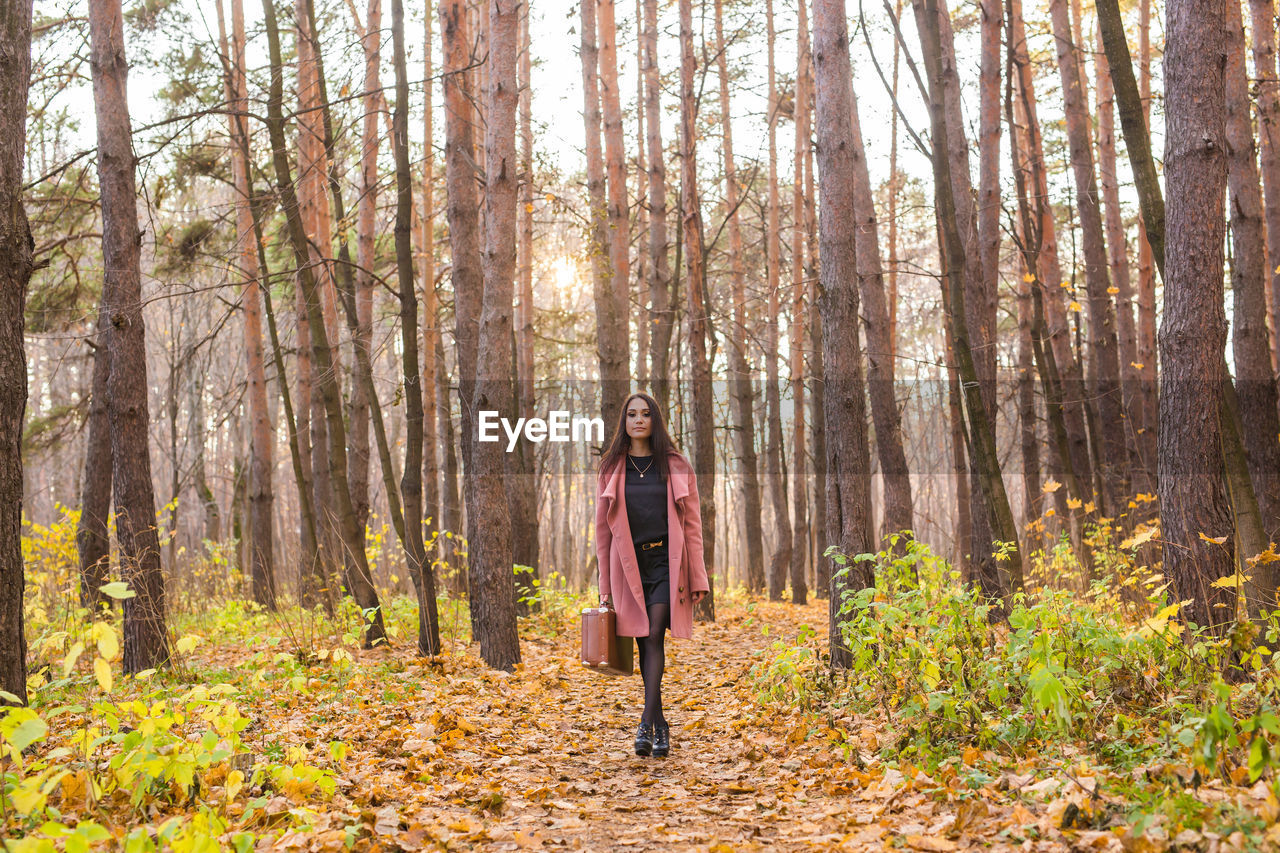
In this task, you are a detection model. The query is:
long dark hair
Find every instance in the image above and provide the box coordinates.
[597,392,682,483]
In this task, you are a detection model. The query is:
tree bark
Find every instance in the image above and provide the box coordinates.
[511,0,539,600]
[642,0,674,412]
[1160,0,1237,637]
[764,0,792,601]
[1009,0,1095,513]
[261,0,387,647]
[76,314,112,613]
[351,0,381,535]
[471,0,523,670]
[582,0,626,434]
[441,0,481,596]
[789,0,811,604]
[598,0,630,384]
[713,0,765,597]
[815,0,876,667]
[1048,0,1127,515]
[846,35,913,543]
[913,0,999,592]
[1248,0,1280,369]
[1094,20,1144,487]
[679,0,717,621]
[422,7,440,538]
[1,0,33,705]
[917,0,1024,598]
[219,0,277,610]
[1225,0,1280,598]
[390,0,442,655]
[89,0,170,673]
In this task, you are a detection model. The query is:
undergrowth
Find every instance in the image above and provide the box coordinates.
[750,526,1280,840]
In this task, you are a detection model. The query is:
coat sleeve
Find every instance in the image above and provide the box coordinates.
[595,476,612,598]
[684,468,710,593]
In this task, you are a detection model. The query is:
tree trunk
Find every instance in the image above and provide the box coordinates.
[1248,0,1280,369]
[422,7,440,537]
[351,0,380,535]
[713,0,765,597]
[789,0,811,604]
[846,34,913,542]
[1136,0,1158,459]
[220,0,276,610]
[89,0,170,673]
[1048,0,1128,516]
[511,0,539,600]
[679,0,717,621]
[1225,0,1280,597]
[642,0,674,413]
[1160,0,1237,637]
[389,0,441,655]
[1094,20,1144,487]
[764,0,792,601]
[1009,0,1095,513]
[471,0,523,670]
[598,0,630,384]
[1,0,33,705]
[441,0,481,596]
[914,0,999,592]
[582,0,626,434]
[917,0,1024,598]
[76,315,112,613]
[814,0,877,667]
[261,0,387,647]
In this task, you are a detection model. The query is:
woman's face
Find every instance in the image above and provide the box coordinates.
[625,398,653,443]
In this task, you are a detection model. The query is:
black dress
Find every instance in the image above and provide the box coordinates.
[624,454,670,608]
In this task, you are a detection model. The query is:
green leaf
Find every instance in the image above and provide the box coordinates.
[98,581,137,600]
[1250,736,1271,782]
[4,709,49,751]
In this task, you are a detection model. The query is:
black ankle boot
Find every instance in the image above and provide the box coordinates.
[652,721,670,757]
[634,721,655,756]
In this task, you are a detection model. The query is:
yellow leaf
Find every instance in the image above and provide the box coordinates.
[92,622,119,662]
[1042,479,1062,494]
[1199,531,1229,545]
[1067,497,1083,510]
[524,203,534,213]
[1248,546,1280,565]
[1121,526,1158,550]
[1023,273,1035,283]
[1107,286,1120,295]
[226,769,244,801]
[1137,492,1158,504]
[62,642,85,678]
[1211,572,1250,589]
[1068,300,1083,312]
[94,658,113,693]
[1131,361,1145,370]
[176,635,200,655]
[544,192,555,202]
[1084,501,1096,514]
[1060,281,1071,288]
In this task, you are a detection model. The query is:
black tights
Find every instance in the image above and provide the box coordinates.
[636,602,670,726]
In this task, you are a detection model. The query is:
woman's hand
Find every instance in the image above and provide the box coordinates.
[691,590,707,605]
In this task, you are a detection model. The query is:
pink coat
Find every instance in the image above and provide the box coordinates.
[595,451,710,639]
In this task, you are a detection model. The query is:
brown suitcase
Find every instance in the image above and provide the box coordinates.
[581,604,634,676]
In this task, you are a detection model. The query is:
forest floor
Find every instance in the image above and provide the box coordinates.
[14,594,1280,851]
[163,598,1270,853]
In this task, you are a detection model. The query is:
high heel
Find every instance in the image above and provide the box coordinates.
[634,721,655,756]
[652,721,670,757]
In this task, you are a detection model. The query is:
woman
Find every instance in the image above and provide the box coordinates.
[595,392,710,757]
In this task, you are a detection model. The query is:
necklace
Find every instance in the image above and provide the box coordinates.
[628,454,654,478]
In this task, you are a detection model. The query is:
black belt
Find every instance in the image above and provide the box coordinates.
[639,539,665,551]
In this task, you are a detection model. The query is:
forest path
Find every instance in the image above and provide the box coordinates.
[261,599,1084,851]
